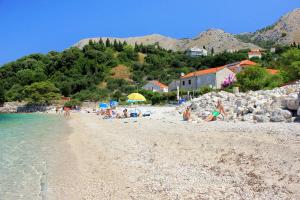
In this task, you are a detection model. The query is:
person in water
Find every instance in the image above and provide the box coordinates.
[205,100,226,122]
[183,106,192,121]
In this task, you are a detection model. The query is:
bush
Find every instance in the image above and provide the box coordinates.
[0,84,5,105]
[72,88,109,101]
[23,81,60,104]
[198,86,213,95]
[64,99,82,108]
[235,66,283,91]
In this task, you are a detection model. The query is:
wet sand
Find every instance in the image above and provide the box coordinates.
[57,107,300,199]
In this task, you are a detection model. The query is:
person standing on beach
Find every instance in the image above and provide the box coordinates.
[64,107,71,117]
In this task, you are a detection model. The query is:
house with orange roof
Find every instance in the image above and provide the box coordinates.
[179,60,258,90]
[248,49,262,59]
[179,59,280,91]
[180,66,234,90]
[142,80,168,93]
[226,60,257,73]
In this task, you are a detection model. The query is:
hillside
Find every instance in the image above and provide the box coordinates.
[74,9,300,52]
[182,29,259,53]
[74,34,182,51]
[237,9,300,47]
[73,30,259,54]
[252,8,300,45]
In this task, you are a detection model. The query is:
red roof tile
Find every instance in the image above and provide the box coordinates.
[151,80,168,88]
[228,60,257,72]
[181,60,257,79]
[181,66,225,78]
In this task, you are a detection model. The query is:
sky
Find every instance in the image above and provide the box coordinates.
[0,0,300,65]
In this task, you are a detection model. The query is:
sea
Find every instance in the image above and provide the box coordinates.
[0,114,69,200]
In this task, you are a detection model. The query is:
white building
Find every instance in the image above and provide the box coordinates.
[142,80,168,93]
[180,67,234,90]
[168,80,180,92]
[186,47,208,57]
[179,60,257,90]
[248,49,262,59]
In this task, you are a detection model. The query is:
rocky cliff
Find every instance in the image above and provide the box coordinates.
[73,9,300,53]
[73,30,259,54]
[248,8,300,45]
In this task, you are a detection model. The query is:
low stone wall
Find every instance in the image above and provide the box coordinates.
[0,102,55,113]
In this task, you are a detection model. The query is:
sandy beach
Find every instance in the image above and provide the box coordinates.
[53,106,300,199]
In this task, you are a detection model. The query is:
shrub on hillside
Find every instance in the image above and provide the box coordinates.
[235,66,283,91]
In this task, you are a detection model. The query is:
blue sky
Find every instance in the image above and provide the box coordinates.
[0,0,299,65]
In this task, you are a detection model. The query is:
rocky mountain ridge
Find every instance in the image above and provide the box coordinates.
[251,8,300,45]
[73,9,300,53]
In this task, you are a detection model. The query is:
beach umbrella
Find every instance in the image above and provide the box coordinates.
[99,103,109,109]
[110,100,118,108]
[127,93,146,103]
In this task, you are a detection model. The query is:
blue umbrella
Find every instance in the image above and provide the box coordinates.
[99,103,109,109]
[110,100,118,107]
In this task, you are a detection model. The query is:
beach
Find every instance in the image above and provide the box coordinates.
[55,106,300,199]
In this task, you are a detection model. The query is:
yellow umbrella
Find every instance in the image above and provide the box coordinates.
[127,93,146,103]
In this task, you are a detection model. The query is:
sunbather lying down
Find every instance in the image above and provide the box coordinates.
[205,100,227,122]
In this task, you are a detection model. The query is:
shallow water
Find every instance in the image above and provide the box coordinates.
[0,114,68,200]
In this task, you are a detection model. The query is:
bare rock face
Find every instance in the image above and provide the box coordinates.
[251,8,300,45]
[73,9,300,52]
[182,29,259,53]
[74,34,183,51]
[73,30,259,54]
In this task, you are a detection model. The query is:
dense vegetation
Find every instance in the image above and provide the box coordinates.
[0,38,299,105]
[235,66,283,91]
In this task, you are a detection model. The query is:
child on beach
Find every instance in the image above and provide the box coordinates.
[183,106,192,121]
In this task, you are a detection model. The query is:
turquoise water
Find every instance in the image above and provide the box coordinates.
[0,114,68,200]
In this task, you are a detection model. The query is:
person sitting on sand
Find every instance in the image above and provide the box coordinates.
[123,109,129,118]
[106,108,113,118]
[183,106,191,121]
[205,100,226,122]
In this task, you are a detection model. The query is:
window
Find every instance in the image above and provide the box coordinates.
[182,81,185,86]
[188,80,192,85]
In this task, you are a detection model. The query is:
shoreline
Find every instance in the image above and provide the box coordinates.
[58,108,300,199]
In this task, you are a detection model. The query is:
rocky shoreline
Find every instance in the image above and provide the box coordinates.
[0,102,55,113]
[181,81,300,123]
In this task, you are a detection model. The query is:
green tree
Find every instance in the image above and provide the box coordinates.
[23,81,60,104]
[98,38,104,47]
[16,69,35,85]
[0,84,5,106]
[279,48,300,81]
[211,47,215,55]
[235,66,283,91]
[5,84,24,101]
[105,38,111,47]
